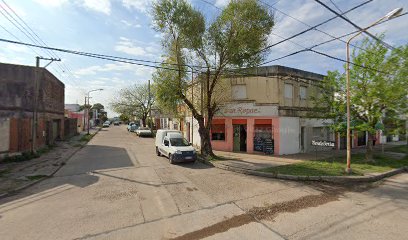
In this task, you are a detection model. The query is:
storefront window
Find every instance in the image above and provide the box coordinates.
[211,124,225,141]
[253,124,274,154]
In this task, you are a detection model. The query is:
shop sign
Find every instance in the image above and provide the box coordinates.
[216,103,278,117]
[311,140,335,147]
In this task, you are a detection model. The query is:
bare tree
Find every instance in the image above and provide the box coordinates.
[110,83,155,127]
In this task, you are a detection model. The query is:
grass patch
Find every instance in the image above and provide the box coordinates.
[2,151,40,163]
[1,145,55,163]
[26,175,47,180]
[0,169,10,177]
[387,145,408,154]
[80,133,95,142]
[259,153,408,176]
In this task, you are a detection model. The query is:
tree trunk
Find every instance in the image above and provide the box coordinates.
[365,132,375,162]
[142,118,146,127]
[197,118,214,157]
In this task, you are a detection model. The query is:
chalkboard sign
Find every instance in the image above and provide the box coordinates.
[263,139,274,155]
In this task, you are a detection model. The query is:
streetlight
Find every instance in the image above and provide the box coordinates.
[345,8,403,173]
[86,88,103,135]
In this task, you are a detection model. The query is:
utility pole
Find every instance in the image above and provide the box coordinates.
[87,96,91,135]
[191,69,194,145]
[84,96,87,131]
[148,80,152,131]
[31,56,60,153]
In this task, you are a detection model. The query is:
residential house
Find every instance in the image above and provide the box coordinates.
[0,62,65,157]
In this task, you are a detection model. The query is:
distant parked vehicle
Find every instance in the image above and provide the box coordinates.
[113,121,120,126]
[136,127,153,137]
[127,122,139,132]
[155,129,196,163]
[102,121,110,128]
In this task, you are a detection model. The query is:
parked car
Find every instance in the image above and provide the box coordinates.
[155,130,196,164]
[127,122,138,132]
[102,121,110,128]
[113,121,120,126]
[136,127,153,137]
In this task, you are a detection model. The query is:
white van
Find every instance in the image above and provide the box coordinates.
[155,129,196,163]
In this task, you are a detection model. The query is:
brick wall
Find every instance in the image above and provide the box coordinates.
[0,62,65,153]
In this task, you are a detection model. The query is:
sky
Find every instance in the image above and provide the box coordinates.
[0,0,407,116]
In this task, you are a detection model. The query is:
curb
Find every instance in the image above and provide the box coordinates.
[0,129,101,199]
[197,156,408,184]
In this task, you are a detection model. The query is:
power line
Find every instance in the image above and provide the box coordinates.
[257,0,373,53]
[1,0,80,86]
[329,0,344,14]
[268,32,392,75]
[263,11,408,65]
[196,0,392,75]
[313,0,395,50]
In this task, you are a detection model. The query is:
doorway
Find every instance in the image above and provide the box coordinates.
[233,124,247,152]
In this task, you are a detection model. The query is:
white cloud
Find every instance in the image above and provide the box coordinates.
[120,20,142,28]
[34,0,68,7]
[122,0,151,13]
[34,0,111,14]
[82,0,111,15]
[114,37,159,57]
[75,62,154,78]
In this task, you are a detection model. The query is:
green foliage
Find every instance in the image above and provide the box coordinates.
[91,103,105,111]
[3,151,40,163]
[313,36,408,136]
[208,0,274,67]
[80,133,94,142]
[26,175,47,180]
[259,153,408,176]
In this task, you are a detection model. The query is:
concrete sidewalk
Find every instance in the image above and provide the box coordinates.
[213,141,407,171]
[213,150,336,171]
[0,128,100,197]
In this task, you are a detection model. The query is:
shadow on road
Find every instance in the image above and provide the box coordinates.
[0,145,134,212]
[173,161,214,170]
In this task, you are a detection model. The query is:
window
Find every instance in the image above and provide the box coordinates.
[232,85,247,100]
[211,124,225,140]
[300,86,307,100]
[284,83,293,99]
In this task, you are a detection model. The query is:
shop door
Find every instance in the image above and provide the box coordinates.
[300,127,305,152]
[233,125,247,152]
[233,125,240,151]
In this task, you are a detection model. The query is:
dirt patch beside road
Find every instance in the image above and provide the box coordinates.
[249,192,339,221]
[170,214,254,240]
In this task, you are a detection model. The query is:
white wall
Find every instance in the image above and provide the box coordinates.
[300,118,334,153]
[279,117,300,155]
[184,117,201,148]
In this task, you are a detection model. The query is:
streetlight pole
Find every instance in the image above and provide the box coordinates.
[86,88,103,135]
[345,8,403,173]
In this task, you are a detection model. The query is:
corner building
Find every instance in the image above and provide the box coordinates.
[185,65,334,155]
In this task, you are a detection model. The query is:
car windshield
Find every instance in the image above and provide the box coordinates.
[170,138,190,147]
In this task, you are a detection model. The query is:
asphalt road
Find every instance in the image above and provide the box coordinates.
[0,126,407,240]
